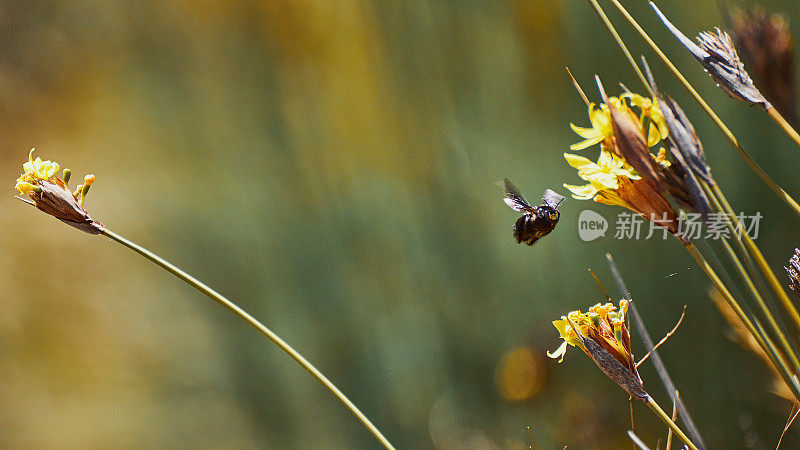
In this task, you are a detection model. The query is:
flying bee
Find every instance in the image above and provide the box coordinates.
[500,178,564,246]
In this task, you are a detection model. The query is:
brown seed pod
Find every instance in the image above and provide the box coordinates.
[652,2,771,109]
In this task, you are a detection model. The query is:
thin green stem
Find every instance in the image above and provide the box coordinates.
[701,182,772,309]
[699,182,800,376]
[685,243,762,356]
[751,317,800,404]
[709,183,800,334]
[605,0,800,218]
[100,228,396,450]
[767,107,800,149]
[644,397,697,450]
[586,0,653,98]
[686,242,800,402]
[719,236,800,374]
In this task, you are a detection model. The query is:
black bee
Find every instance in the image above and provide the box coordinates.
[500,178,564,246]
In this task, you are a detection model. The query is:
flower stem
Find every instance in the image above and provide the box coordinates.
[718,235,800,374]
[699,182,800,376]
[644,397,698,450]
[767,106,800,149]
[604,0,800,218]
[685,242,800,402]
[709,182,800,334]
[586,0,653,98]
[100,228,396,450]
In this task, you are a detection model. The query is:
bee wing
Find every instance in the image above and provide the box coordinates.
[498,178,534,212]
[542,189,565,209]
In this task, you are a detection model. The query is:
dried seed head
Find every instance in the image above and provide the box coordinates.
[734,8,797,127]
[651,2,771,109]
[660,147,711,221]
[787,249,800,297]
[14,149,104,234]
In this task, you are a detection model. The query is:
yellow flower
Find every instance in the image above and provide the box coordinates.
[570,94,668,151]
[563,145,682,238]
[547,300,632,368]
[14,148,60,192]
[547,299,648,399]
[562,149,640,200]
[14,149,103,234]
[621,93,669,147]
[15,181,37,195]
[570,100,618,151]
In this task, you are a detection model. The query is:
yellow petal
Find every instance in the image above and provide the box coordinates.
[581,171,618,190]
[44,162,59,179]
[611,167,638,180]
[546,341,569,363]
[564,153,596,170]
[570,123,602,140]
[622,93,650,109]
[553,319,571,338]
[15,181,36,194]
[654,114,669,139]
[563,183,597,200]
[596,149,614,168]
[569,136,605,151]
[589,108,613,132]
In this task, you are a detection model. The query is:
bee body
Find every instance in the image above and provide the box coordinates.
[513,205,560,246]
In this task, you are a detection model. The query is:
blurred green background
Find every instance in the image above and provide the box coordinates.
[2,0,800,448]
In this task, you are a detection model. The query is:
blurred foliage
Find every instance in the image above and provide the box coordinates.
[2,0,800,448]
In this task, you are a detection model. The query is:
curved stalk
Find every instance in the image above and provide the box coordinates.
[100,228,396,450]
